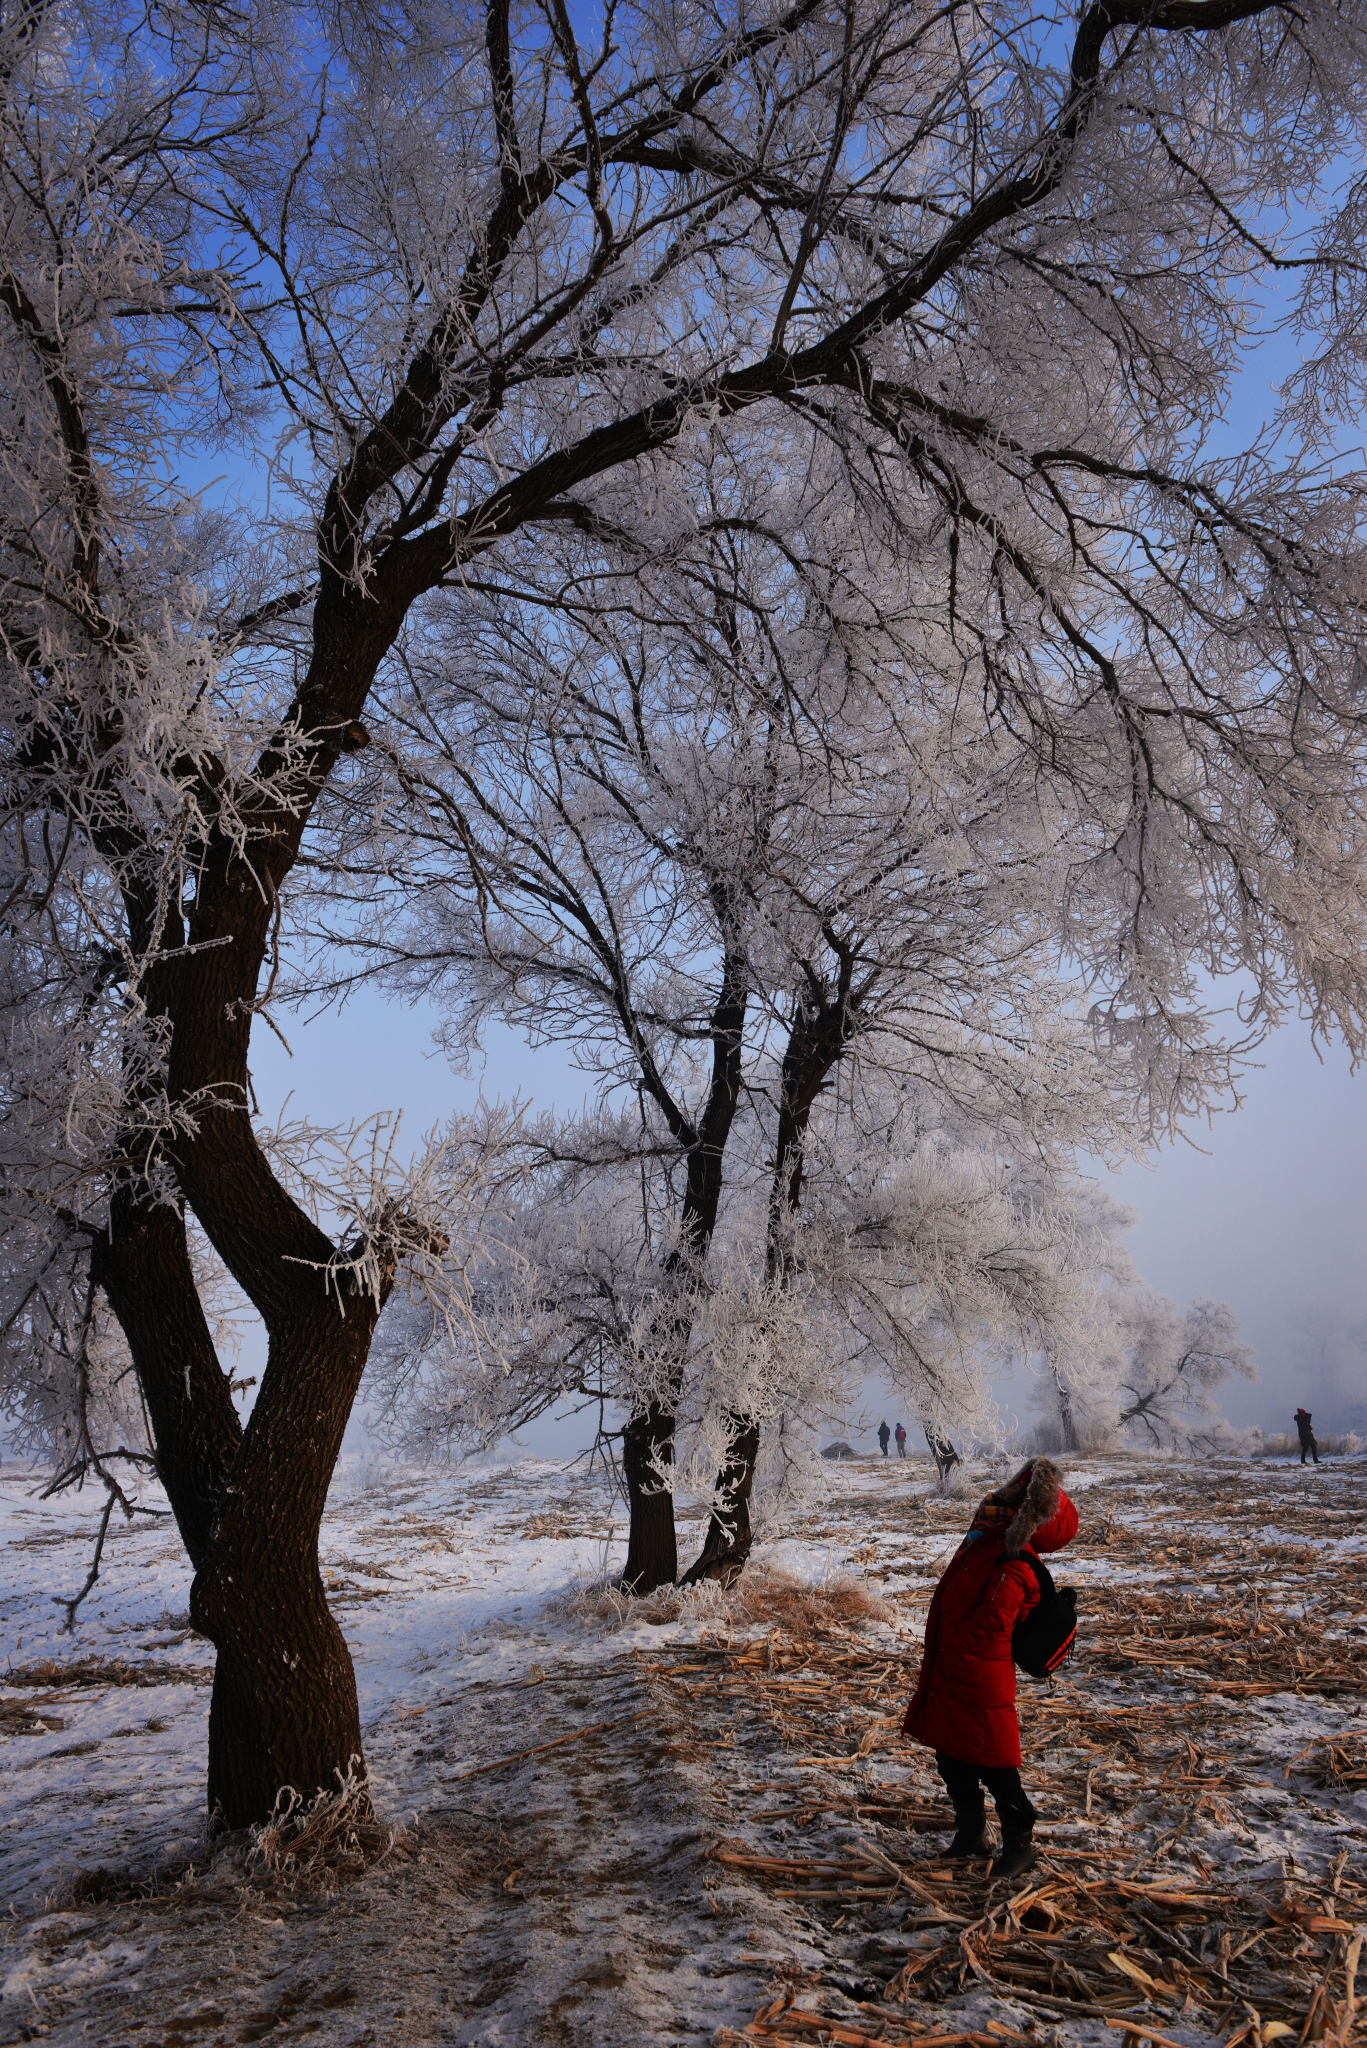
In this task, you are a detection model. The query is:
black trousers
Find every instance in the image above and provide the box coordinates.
[1300,1436,1320,1463]
[935,1751,1036,1837]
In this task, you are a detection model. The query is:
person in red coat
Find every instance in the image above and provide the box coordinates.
[902,1457,1078,1878]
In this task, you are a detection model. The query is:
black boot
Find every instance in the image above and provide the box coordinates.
[988,1787,1037,1878]
[989,1830,1036,1879]
[947,1795,991,1860]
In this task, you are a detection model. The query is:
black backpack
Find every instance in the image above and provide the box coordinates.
[1011,1551,1078,1678]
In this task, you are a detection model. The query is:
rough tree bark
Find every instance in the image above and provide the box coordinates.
[94,1171,380,1821]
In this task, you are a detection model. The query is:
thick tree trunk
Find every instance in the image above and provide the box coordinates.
[196,1549,364,1829]
[678,1415,760,1587]
[96,1171,381,1826]
[620,1399,679,1593]
[189,1305,378,1826]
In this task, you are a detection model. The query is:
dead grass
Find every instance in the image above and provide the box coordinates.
[2,1654,210,1689]
[246,1766,405,1891]
[684,1459,1367,2048]
[40,1770,411,1916]
[1258,1432,1363,1458]
[0,1695,66,1733]
[716,1848,1367,2045]
[58,1860,213,1910]
[563,1563,895,1638]
[732,1567,895,1636]
[44,1805,508,1927]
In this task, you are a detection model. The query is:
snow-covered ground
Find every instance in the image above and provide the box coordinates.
[1,1451,1364,2046]
[0,1451,884,1915]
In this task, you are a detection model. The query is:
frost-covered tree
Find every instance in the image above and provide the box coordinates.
[6,0,1367,1819]
[2,1238,152,1483]
[1113,1295,1255,1447]
[332,501,1153,1586]
[371,1083,1140,1570]
[1035,1289,1254,1450]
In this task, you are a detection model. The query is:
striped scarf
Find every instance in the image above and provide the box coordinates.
[969,1496,1017,1535]
[964,1462,1035,1543]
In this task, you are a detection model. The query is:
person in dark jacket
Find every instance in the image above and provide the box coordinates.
[894,1422,907,1456]
[878,1421,891,1456]
[902,1457,1078,1879]
[1294,1408,1321,1464]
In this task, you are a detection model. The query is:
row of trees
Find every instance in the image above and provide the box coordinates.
[4,0,1367,1824]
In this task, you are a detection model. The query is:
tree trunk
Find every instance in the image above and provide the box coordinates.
[96,1167,382,1826]
[620,1399,679,1594]
[924,1424,961,1485]
[89,598,404,1827]
[90,1191,242,1571]
[681,967,859,1587]
[92,1126,375,1830]
[1052,1364,1080,1452]
[188,1302,378,1827]
[618,917,749,1594]
[678,1415,760,1587]
[199,1567,362,1830]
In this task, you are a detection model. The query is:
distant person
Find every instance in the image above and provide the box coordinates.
[894,1422,907,1457]
[878,1421,891,1457]
[1294,1407,1321,1465]
[902,1458,1079,1878]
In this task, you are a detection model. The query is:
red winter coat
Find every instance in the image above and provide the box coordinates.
[902,1473,1078,1768]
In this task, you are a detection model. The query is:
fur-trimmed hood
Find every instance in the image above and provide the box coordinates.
[969,1458,1064,1556]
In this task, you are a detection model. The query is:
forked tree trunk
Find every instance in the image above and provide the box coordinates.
[681,968,859,1588]
[88,615,403,1826]
[96,1172,383,1827]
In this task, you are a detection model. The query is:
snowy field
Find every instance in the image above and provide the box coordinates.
[1,1451,1364,2046]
